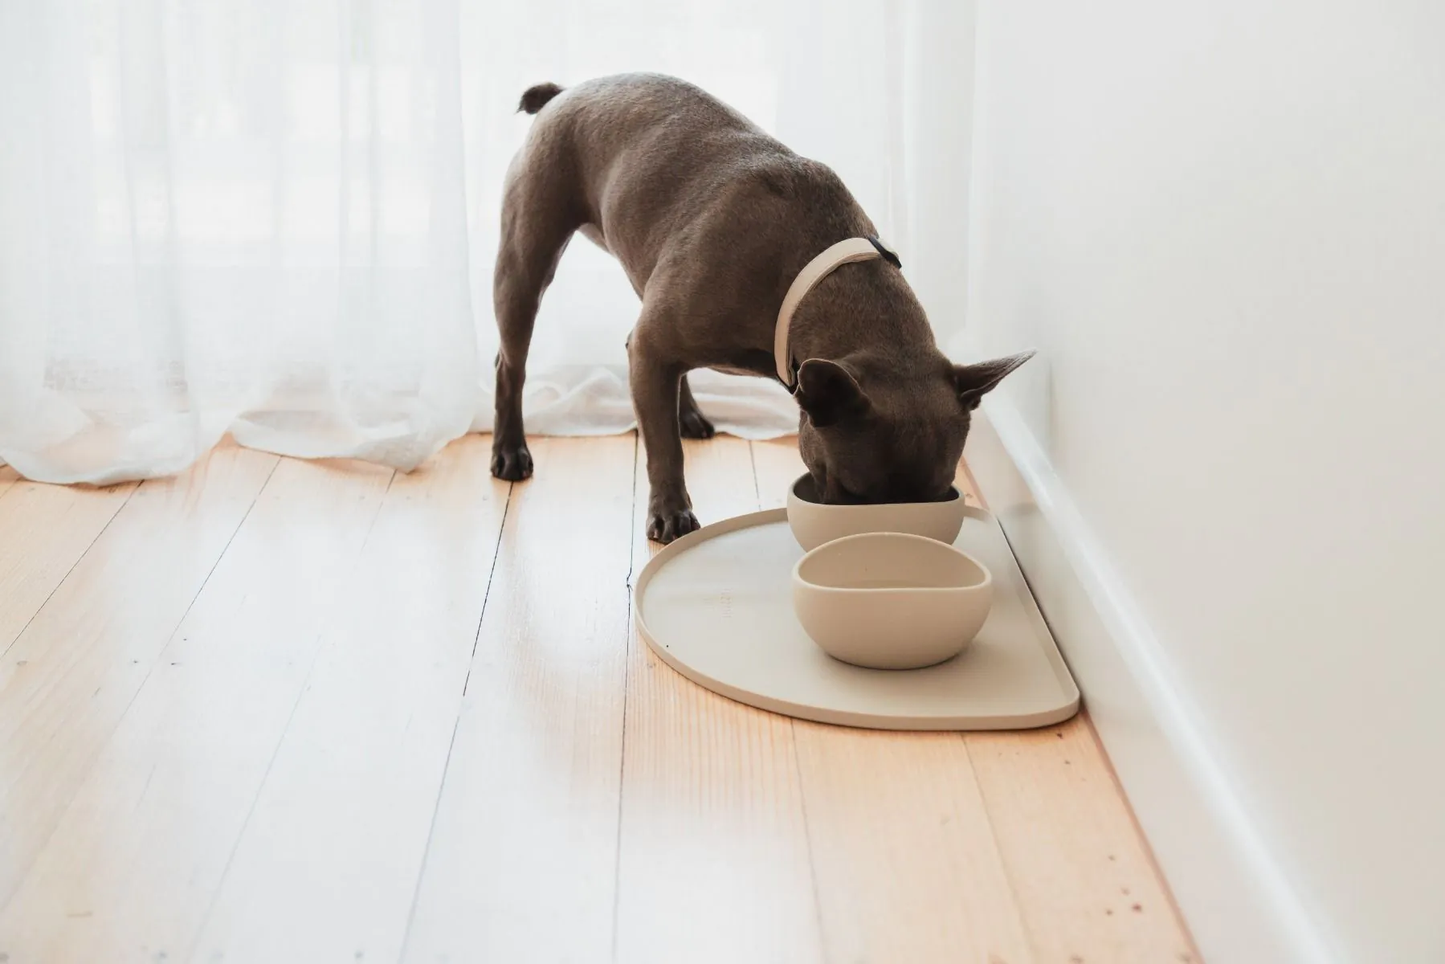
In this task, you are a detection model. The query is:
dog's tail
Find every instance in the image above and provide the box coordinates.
[518,83,564,115]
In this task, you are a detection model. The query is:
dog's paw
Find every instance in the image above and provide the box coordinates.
[647,506,700,544]
[679,408,716,440]
[490,441,534,481]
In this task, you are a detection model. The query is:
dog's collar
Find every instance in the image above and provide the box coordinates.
[775,236,901,388]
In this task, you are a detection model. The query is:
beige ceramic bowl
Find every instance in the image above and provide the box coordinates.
[791,532,993,670]
[786,474,966,552]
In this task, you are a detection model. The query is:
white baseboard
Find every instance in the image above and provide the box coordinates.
[966,397,1336,964]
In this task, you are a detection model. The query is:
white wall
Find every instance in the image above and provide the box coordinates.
[898,0,976,335]
[955,3,1445,962]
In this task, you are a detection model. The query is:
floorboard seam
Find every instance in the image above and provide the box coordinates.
[398,468,515,961]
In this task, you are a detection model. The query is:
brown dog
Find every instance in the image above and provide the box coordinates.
[492,73,1032,543]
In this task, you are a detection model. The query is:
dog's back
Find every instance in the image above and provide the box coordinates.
[511,73,873,291]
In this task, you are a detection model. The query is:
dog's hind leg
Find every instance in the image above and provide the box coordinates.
[677,374,716,440]
[491,159,577,482]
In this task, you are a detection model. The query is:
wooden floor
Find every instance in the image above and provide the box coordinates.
[0,435,1198,964]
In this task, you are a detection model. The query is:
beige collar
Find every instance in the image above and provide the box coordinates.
[774,237,900,387]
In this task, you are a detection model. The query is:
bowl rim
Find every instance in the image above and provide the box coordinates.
[788,473,961,507]
[791,531,993,595]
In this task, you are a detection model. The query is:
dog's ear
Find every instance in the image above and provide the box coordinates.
[953,350,1036,411]
[796,359,871,427]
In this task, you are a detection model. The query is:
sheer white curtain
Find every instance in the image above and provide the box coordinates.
[0,0,910,484]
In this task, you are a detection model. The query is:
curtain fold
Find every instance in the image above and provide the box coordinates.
[0,0,922,483]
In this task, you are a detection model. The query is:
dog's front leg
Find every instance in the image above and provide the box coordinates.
[628,330,699,544]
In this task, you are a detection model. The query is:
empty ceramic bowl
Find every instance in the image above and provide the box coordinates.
[791,532,993,670]
[786,474,966,551]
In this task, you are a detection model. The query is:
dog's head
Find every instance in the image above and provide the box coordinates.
[795,350,1034,504]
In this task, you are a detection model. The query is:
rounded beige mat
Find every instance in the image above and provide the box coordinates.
[633,506,1080,731]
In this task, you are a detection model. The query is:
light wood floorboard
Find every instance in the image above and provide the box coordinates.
[0,477,137,661]
[190,435,511,964]
[0,434,1197,964]
[0,450,390,962]
[613,438,824,964]
[0,446,274,914]
[402,435,635,964]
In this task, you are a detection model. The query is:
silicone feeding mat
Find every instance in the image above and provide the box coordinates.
[632,507,1080,731]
